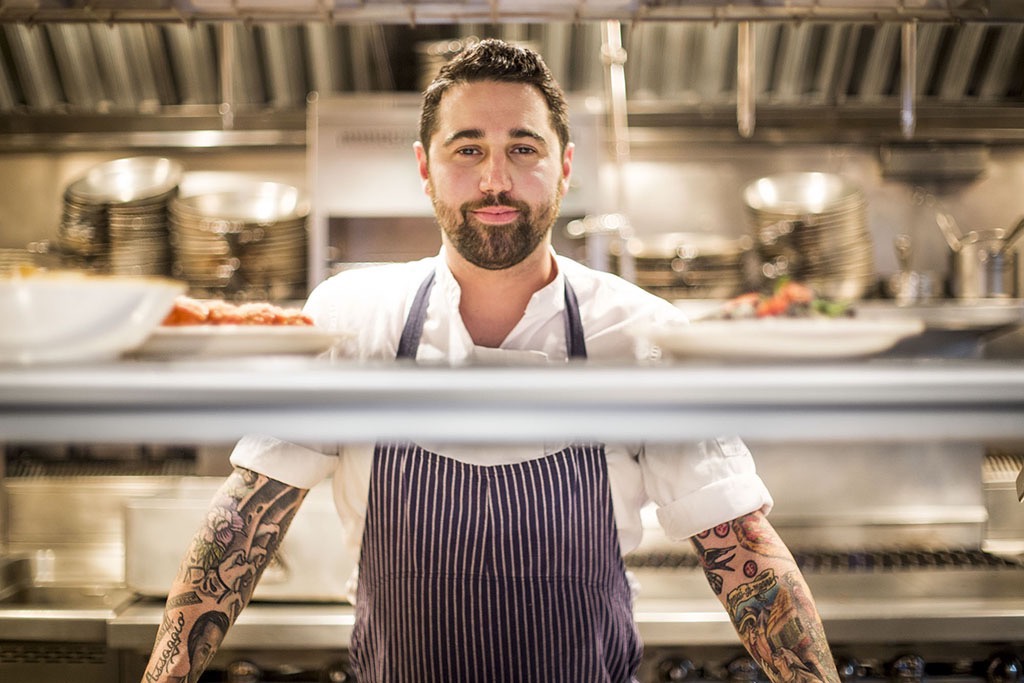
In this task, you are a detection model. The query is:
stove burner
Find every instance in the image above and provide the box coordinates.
[624,547,1024,572]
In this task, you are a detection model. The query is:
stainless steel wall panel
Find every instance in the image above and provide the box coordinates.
[260,23,306,108]
[358,23,393,92]
[810,23,850,103]
[695,22,733,101]
[227,21,265,105]
[89,24,141,109]
[625,23,665,98]
[859,22,900,100]
[0,51,17,110]
[140,23,176,105]
[568,21,604,94]
[4,24,62,109]
[915,22,944,96]
[45,23,103,109]
[938,22,986,100]
[752,22,780,97]
[304,23,341,95]
[978,23,1024,100]
[537,22,573,94]
[164,22,217,104]
[774,22,816,103]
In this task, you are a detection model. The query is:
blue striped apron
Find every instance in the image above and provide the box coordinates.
[349,270,642,682]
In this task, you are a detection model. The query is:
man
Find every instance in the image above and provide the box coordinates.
[142,38,840,683]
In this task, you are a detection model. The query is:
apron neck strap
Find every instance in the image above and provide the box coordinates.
[396,268,588,361]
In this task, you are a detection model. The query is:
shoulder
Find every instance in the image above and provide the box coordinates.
[303,258,435,332]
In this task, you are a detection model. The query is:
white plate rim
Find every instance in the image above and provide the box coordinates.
[137,325,349,357]
[637,317,926,359]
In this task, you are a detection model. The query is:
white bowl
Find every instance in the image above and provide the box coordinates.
[0,272,186,363]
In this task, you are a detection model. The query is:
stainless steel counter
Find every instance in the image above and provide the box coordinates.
[0,358,1022,444]
[102,563,1024,652]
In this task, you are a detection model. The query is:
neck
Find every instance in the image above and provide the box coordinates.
[445,241,557,348]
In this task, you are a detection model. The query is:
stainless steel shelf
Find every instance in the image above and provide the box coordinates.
[1,358,1023,444]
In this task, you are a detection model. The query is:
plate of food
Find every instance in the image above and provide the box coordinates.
[638,281,925,360]
[136,296,347,358]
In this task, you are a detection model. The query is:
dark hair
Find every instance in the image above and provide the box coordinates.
[418,38,570,157]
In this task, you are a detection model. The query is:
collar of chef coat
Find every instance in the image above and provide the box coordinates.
[418,246,569,365]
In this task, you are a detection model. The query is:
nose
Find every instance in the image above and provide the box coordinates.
[479,153,512,195]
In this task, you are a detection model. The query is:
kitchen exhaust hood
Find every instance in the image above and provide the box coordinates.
[0,13,1021,148]
[0,1,1023,24]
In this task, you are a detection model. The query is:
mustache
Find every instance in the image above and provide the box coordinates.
[462,193,531,213]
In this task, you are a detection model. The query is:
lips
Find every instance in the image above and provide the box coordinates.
[470,207,520,225]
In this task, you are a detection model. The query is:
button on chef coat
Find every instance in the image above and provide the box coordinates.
[229,248,774,560]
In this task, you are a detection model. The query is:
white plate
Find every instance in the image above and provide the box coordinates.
[856,300,1024,331]
[638,317,925,360]
[137,326,345,358]
[0,273,185,364]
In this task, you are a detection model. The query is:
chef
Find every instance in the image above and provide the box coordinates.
[141,38,840,683]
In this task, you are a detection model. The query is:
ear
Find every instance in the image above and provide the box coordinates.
[414,141,430,194]
[559,142,575,197]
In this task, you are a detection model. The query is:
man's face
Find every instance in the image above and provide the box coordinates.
[416,80,574,271]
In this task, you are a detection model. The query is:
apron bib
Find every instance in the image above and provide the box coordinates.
[350,270,642,683]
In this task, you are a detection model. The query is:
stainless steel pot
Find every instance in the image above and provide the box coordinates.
[937,213,1024,299]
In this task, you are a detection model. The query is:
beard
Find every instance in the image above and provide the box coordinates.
[431,189,561,271]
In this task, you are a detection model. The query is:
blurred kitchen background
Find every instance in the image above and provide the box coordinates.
[2,4,1024,682]
[0,14,1023,301]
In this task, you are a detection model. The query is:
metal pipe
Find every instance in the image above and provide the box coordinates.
[901,21,917,139]
[601,20,634,281]
[602,20,630,171]
[737,20,755,138]
[219,21,235,130]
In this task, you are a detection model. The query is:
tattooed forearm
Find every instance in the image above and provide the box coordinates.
[692,511,840,683]
[141,467,308,683]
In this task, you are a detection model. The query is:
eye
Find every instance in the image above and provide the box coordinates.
[511,145,537,155]
[454,146,482,157]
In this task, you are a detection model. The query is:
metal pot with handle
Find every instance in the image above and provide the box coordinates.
[936,212,1024,299]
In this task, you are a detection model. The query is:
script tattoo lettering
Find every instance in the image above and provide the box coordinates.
[145,612,186,682]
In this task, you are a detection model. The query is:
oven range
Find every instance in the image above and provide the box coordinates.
[105,546,1024,683]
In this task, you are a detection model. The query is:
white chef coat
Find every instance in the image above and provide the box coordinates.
[229,248,773,559]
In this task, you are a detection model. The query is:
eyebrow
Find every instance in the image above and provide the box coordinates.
[442,128,548,147]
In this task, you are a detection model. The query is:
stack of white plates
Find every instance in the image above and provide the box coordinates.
[58,156,183,276]
[743,172,875,300]
[611,232,754,300]
[169,181,308,301]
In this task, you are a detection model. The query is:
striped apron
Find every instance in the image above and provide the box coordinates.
[349,270,643,683]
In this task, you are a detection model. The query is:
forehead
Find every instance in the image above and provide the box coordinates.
[432,80,556,143]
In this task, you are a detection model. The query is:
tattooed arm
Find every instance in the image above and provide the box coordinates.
[140,467,308,683]
[692,510,840,683]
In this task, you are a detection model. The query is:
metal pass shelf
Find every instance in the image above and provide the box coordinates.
[0,358,1022,444]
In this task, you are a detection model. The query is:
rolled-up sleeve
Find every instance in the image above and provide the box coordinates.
[229,434,339,489]
[640,437,774,541]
